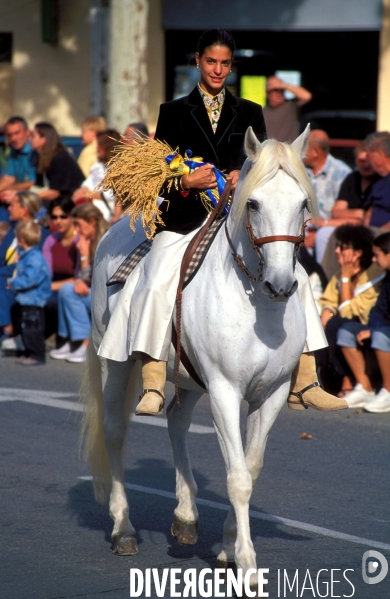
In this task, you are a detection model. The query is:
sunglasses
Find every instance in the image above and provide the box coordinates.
[51,214,69,220]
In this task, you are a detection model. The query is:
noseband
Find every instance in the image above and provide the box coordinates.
[225,204,306,283]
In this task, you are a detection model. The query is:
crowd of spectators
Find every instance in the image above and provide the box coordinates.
[0,102,389,413]
[0,114,148,365]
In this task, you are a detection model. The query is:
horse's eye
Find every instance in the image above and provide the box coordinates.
[248,200,258,211]
[302,198,308,210]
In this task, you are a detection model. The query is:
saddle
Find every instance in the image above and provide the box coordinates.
[106,218,224,289]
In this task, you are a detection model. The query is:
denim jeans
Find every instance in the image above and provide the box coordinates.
[57,282,91,341]
[337,320,390,352]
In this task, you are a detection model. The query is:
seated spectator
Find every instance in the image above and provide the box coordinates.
[319,225,385,394]
[0,191,49,345]
[363,131,390,230]
[0,116,36,221]
[30,122,85,206]
[42,197,80,339]
[262,75,312,143]
[123,122,149,145]
[315,141,378,265]
[7,221,51,365]
[77,115,107,178]
[304,130,352,223]
[49,204,108,363]
[336,232,390,413]
[72,129,121,222]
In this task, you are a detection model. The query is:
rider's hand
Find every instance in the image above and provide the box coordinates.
[227,170,240,191]
[184,164,217,190]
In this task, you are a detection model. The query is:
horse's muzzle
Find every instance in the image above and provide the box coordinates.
[262,278,298,302]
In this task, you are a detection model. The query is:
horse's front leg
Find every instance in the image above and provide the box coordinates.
[219,381,291,567]
[101,357,139,555]
[167,389,203,545]
[210,386,257,585]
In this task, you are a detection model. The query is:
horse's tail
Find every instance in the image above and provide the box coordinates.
[79,342,142,504]
[79,342,111,503]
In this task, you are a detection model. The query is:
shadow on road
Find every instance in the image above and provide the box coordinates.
[67,458,311,565]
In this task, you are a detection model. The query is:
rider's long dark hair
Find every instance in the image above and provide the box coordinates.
[197,29,236,57]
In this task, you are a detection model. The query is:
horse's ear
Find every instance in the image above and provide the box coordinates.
[245,127,263,162]
[291,124,310,159]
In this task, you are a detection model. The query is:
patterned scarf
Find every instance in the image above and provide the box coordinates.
[198,84,225,134]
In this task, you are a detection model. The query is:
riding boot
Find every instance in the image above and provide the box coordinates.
[135,357,166,416]
[288,352,348,411]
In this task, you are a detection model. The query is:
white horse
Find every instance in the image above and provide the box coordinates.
[81,127,318,586]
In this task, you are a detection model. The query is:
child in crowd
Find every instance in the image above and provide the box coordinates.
[7,222,51,365]
[0,222,10,243]
[336,232,390,413]
[77,115,107,178]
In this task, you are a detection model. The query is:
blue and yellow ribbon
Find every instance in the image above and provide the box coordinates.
[165,149,229,216]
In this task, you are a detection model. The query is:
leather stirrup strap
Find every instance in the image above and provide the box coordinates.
[289,381,321,408]
[140,388,165,402]
[174,181,232,406]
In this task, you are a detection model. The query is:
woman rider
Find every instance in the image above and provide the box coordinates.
[98,29,347,415]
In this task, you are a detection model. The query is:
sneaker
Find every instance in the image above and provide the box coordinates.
[66,344,87,363]
[49,342,73,360]
[1,334,25,352]
[344,384,375,408]
[364,388,390,413]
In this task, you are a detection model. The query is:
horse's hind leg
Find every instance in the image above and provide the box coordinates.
[101,357,139,555]
[167,389,202,545]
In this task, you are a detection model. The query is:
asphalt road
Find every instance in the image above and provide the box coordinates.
[0,351,389,599]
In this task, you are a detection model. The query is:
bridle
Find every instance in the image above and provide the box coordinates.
[225,203,307,283]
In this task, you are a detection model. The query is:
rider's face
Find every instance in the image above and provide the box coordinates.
[196,45,232,96]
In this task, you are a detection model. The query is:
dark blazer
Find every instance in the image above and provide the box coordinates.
[154,86,267,233]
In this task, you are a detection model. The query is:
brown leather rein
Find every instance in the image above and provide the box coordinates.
[225,203,307,283]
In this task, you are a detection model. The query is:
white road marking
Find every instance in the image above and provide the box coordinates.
[0,387,214,434]
[79,476,390,552]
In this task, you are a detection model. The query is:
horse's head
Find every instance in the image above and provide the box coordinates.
[230,125,316,302]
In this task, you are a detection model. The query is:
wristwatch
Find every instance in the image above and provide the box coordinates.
[341,277,351,283]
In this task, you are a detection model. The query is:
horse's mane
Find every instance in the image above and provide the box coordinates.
[230,139,318,236]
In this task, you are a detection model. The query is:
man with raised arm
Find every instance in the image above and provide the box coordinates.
[263,75,312,143]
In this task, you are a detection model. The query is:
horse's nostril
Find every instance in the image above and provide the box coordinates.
[264,281,277,296]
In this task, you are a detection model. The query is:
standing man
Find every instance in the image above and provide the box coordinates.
[0,116,36,222]
[262,75,312,142]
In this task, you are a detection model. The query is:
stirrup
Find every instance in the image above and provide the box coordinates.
[289,381,321,409]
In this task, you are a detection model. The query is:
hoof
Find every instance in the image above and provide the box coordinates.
[111,533,138,556]
[171,515,198,545]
